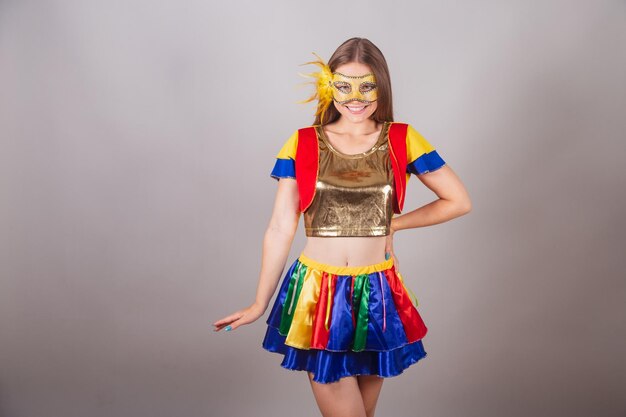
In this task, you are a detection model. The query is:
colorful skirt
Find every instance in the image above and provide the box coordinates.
[262,252,428,384]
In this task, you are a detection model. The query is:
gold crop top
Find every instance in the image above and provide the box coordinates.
[304,122,394,237]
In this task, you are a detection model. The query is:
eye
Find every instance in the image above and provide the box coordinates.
[360,82,377,93]
[333,82,351,94]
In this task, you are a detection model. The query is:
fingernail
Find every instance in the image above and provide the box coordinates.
[225,325,232,331]
[385,252,390,260]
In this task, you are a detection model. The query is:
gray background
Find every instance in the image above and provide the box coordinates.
[1,1,625,416]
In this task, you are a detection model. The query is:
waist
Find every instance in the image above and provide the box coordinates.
[302,235,388,267]
[297,252,394,275]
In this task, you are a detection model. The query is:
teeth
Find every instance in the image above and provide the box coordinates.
[346,106,366,111]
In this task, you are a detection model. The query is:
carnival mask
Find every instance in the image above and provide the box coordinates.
[331,72,378,105]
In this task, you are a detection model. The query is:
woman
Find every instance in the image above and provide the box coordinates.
[213,37,471,417]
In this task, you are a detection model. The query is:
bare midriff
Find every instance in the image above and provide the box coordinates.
[301,236,388,267]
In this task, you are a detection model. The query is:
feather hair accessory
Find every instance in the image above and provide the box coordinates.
[297,52,334,124]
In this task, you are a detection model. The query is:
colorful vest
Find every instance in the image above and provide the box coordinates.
[270,122,446,215]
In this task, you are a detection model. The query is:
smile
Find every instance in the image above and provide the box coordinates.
[344,104,369,114]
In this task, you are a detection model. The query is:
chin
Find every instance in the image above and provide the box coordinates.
[347,114,374,122]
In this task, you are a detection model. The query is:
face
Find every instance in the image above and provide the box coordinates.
[331,62,378,122]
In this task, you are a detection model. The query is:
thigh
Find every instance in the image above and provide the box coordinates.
[357,375,384,417]
[307,372,367,417]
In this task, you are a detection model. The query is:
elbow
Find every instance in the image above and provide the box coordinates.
[458,197,472,215]
[267,223,295,239]
[445,194,471,217]
[268,214,300,238]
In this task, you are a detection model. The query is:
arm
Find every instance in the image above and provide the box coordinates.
[213,177,300,332]
[255,178,300,311]
[392,164,472,232]
[385,164,471,271]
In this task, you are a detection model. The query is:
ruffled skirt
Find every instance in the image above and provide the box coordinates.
[262,253,428,384]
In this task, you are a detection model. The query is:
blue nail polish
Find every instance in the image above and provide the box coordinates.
[225,325,232,331]
[385,252,390,260]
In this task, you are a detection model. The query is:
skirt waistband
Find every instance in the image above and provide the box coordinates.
[297,252,394,276]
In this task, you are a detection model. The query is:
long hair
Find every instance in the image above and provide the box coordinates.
[313,38,394,125]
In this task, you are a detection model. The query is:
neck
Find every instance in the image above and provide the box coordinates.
[332,117,379,134]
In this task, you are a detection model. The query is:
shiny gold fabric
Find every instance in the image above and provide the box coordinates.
[304,122,394,237]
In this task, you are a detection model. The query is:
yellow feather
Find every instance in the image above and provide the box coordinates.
[297,52,334,124]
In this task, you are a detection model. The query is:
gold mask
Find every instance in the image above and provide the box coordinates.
[331,72,378,105]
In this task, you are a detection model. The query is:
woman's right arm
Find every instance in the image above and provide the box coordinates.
[212,178,300,332]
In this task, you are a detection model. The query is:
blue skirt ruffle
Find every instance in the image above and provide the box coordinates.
[262,324,427,384]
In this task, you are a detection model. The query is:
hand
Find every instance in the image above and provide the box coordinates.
[385,226,400,273]
[213,302,265,332]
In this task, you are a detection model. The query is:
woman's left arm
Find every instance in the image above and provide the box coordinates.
[385,164,470,271]
[391,164,472,232]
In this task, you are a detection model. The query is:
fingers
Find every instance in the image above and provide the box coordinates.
[385,235,394,251]
[213,320,236,332]
[214,314,251,332]
[385,244,393,260]
[213,305,261,332]
[213,311,244,331]
[226,318,247,331]
[213,310,243,326]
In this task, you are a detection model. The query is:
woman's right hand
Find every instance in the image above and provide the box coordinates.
[213,302,265,332]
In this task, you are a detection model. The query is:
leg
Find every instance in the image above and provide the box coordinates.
[307,372,367,417]
[357,375,384,417]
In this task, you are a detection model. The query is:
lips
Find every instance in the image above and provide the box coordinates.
[344,104,369,114]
